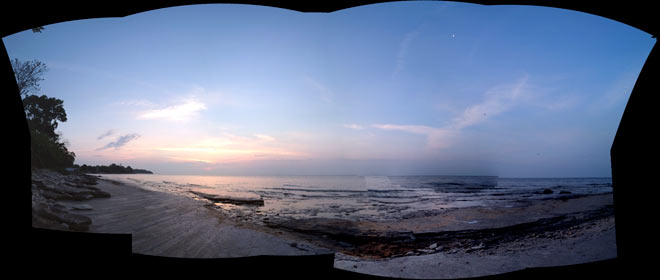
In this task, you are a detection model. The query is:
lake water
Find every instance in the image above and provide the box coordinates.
[98,174,613,222]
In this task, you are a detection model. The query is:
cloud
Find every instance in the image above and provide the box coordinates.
[371,75,530,150]
[306,76,334,103]
[372,124,434,134]
[586,70,638,115]
[254,134,276,141]
[450,75,529,130]
[343,124,365,130]
[137,99,207,122]
[372,124,454,149]
[97,134,141,150]
[393,24,426,77]
[97,129,115,140]
[543,94,581,111]
[116,99,157,107]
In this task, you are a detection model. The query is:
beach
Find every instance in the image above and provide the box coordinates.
[31,170,616,279]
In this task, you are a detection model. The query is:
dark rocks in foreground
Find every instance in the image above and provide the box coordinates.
[263,205,615,259]
[32,169,109,231]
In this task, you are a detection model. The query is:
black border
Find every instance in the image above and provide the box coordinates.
[6,1,657,278]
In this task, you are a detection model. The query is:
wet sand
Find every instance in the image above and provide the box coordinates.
[64,179,333,258]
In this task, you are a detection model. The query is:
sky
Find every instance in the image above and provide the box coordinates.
[3,2,655,177]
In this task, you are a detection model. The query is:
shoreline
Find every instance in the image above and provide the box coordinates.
[247,193,614,259]
[32,170,616,278]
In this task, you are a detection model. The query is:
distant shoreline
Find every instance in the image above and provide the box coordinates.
[75,163,153,174]
[85,171,153,175]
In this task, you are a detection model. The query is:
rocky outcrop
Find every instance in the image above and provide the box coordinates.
[31,169,108,231]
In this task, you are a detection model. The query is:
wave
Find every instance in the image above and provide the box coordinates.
[268,187,366,193]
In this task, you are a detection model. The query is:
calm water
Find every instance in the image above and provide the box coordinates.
[98,174,613,222]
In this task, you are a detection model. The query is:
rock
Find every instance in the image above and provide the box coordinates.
[71,194,94,201]
[429,243,438,249]
[41,190,73,200]
[91,190,111,198]
[541,189,553,194]
[51,204,69,213]
[559,191,572,194]
[338,241,352,248]
[54,202,70,210]
[189,190,264,206]
[71,204,93,211]
[34,205,92,231]
[467,243,485,252]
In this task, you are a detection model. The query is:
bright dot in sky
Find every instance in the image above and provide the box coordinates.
[452,34,455,38]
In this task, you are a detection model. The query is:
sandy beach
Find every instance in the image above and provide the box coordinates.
[31,170,616,279]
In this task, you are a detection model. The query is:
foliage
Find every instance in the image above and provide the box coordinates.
[31,131,75,169]
[11,58,47,97]
[13,58,75,170]
[23,94,68,141]
[76,163,153,174]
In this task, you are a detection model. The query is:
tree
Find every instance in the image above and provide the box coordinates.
[23,94,67,140]
[11,58,47,97]
[12,58,75,170]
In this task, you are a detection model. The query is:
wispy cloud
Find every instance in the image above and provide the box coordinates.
[372,124,455,149]
[393,24,426,77]
[116,99,158,108]
[137,99,207,122]
[343,124,365,130]
[306,76,335,103]
[254,134,276,142]
[97,129,115,140]
[97,133,141,150]
[450,75,529,130]
[370,75,530,149]
[543,94,581,111]
[586,70,638,115]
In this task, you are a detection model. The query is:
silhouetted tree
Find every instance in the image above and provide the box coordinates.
[13,58,75,170]
[11,58,47,97]
[23,94,67,141]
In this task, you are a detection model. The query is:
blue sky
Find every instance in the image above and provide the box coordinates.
[4,2,655,177]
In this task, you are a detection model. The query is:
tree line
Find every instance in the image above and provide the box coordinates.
[75,163,153,174]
